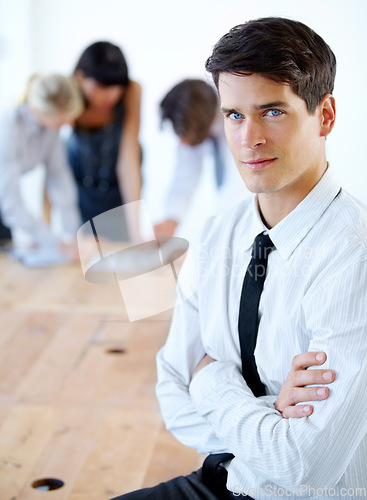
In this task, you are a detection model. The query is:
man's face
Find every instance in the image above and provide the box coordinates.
[219,73,333,204]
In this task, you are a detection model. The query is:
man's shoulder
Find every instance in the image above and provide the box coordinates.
[309,189,367,277]
[334,190,367,243]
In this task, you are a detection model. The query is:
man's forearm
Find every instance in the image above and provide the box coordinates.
[189,358,367,490]
[156,348,228,454]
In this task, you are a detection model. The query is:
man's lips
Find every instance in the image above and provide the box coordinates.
[242,158,276,170]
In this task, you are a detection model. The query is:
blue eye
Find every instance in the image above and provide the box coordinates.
[267,109,282,117]
[229,112,244,120]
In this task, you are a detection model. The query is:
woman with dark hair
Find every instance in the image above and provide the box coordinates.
[66,41,142,240]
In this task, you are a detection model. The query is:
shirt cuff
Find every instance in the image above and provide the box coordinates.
[189,361,249,403]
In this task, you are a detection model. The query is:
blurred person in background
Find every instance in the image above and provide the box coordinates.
[66,41,142,241]
[154,79,249,239]
[0,73,83,264]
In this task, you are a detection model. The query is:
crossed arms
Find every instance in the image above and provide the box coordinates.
[156,255,367,489]
[194,351,335,419]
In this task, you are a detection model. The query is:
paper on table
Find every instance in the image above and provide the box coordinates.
[11,247,72,267]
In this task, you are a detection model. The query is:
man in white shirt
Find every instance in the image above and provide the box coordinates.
[154,79,249,239]
[112,17,367,500]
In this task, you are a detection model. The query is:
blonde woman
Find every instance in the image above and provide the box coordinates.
[0,73,83,263]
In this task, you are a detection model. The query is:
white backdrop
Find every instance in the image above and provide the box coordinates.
[0,0,366,237]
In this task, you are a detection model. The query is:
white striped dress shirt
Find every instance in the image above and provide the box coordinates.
[156,167,367,499]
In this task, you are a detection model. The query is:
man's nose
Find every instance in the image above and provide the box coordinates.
[240,118,266,148]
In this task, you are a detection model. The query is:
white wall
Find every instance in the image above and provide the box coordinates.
[1,0,366,234]
[0,0,33,100]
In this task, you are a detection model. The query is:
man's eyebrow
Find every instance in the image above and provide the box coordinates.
[221,102,289,114]
[255,101,289,110]
[221,107,239,114]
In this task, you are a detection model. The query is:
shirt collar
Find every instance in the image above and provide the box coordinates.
[242,197,268,252]
[269,166,341,260]
[243,166,342,259]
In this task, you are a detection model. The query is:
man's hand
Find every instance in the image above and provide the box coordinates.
[154,219,178,239]
[193,354,216,378]
[59,241,79,262]
[275,352,335,419]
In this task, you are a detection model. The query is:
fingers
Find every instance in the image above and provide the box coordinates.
[291,351,327,371]
[275,351,336,419]
[290,351,335,388]
[291,368,335,388]
[284,385,330,406]
[282,404,314,419]
[275,385,330,416]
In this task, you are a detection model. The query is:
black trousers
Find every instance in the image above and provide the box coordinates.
[0,212,11,241]
[111,453,253,500]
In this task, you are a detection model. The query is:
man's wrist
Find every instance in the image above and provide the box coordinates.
[192,354,216,378]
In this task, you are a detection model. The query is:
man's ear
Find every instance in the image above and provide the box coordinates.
[320,94,336,137]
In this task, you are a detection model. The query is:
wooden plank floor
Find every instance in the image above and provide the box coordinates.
[0,252,204,500]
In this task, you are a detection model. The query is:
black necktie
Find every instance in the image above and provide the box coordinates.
[238,232,274,397]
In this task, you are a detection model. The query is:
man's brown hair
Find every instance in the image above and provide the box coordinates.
[160,79,218,146]
[206,17,336,112]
